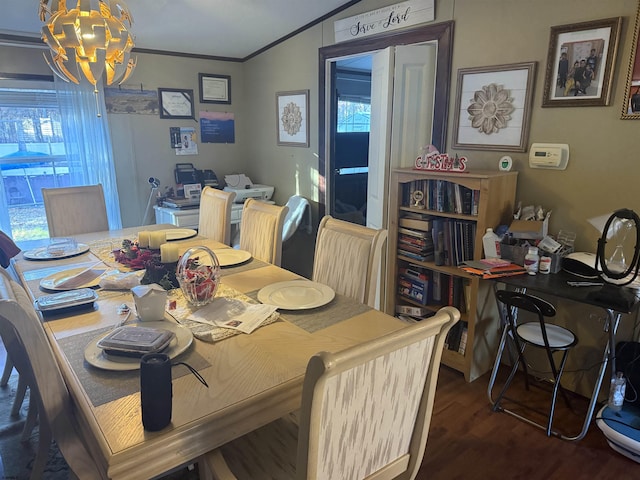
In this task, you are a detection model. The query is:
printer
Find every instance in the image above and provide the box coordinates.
[223,174,274,203]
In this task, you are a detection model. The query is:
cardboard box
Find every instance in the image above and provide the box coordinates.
[507,216,549,240]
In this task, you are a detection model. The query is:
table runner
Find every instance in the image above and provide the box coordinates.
[58,326,210,407]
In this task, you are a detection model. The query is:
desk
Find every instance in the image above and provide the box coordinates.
[12,226,407,479]
[488,270,640,441]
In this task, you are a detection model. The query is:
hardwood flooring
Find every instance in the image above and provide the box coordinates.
[418,366,638,479]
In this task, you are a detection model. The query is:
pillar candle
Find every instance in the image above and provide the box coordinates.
[148,231,166,250]
[138,231,150,248]
[160,243,179,263]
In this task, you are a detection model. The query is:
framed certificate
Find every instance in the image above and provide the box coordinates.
[158,88,195,119]
[199,73,231,104]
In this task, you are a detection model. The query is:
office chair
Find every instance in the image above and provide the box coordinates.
[312,215,387,308]
[488,289,578,438]
[198,187,236,245]
[42,184,109,237]
[202,306,460,480]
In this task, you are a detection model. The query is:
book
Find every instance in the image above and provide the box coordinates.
[398,226,430,238]
[459,262,527,279]
[458,323,468,355]
[399,217,432,231]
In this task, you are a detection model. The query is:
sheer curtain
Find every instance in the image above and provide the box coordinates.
[54,76,122,230]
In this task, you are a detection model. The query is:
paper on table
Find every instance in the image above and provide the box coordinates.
[187,298,278,334]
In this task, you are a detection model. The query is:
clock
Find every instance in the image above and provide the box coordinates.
[158,88,195,119]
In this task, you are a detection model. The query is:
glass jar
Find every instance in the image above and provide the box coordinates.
[176,246,221,306]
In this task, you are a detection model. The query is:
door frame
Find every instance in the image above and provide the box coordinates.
[318,21,454,219]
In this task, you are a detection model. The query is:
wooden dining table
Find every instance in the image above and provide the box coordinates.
[12,225,407,480]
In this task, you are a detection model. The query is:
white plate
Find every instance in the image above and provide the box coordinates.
[213,249,252,267]
[257,280,335,310]
[164,228,197,241]
[39,267,106,291]
[23,243,90,261]
[84,320,194,371]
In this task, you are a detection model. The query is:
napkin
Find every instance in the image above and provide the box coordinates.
[99,270,145,290]
[187,298,278,334]
[55,264,108,289]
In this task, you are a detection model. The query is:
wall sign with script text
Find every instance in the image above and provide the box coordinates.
[334,0,434,43]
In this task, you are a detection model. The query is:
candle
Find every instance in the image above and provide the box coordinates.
[160,243,179,263]
[148,231,166,250]
[138,231,150,248]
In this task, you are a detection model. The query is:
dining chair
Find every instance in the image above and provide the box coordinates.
[239,199,288,266]
[198,187,236,245]
[201,306,460,480]
[0,271,103,479]
[42,184,109,237]
[488,289,578,438]
[312,215,387,308]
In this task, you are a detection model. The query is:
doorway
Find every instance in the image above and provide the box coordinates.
[319,21,455,230]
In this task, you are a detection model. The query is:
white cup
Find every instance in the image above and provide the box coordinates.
[132,284,168,321]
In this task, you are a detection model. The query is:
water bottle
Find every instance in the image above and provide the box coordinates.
[608,372,626,412]
[482,228,501,259]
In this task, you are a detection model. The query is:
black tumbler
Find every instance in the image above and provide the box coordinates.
[140,353,172,431]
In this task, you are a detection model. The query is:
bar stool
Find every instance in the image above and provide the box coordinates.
[488,290,578,437]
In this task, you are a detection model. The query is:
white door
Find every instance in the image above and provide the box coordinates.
[366,43,438,230]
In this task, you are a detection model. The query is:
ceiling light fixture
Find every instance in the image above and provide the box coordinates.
[39,0,137,88]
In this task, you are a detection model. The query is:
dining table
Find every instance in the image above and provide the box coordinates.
[12,225,408,480]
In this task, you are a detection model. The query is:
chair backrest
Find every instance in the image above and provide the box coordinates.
[297,306,460,480]
[312,215,387,307]
[42,184,109,237]
[239,199,288,266]
[0,271,101,478]
[495,289,558,347]
[198,186,236,245]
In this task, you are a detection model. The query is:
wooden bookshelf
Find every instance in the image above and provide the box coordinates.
[385,168,518,382]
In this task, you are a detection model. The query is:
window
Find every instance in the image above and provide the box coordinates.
[0,85,70,241]
[337,98,371,132]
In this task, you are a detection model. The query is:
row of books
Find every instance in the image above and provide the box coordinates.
[445,321,468,355]
[397,221,434,262]
[402,179,480,215]
[432,217,477,267]
[396,262,469,312]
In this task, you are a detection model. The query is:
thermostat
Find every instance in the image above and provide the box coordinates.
[529,143,569,170]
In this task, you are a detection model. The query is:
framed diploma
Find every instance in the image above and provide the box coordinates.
[158,88,195,119]
[199,73,231,104]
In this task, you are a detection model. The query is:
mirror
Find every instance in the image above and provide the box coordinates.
[318,21,454,216]
[622,1,640,118]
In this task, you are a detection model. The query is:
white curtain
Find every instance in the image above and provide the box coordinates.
[54,76,122,229]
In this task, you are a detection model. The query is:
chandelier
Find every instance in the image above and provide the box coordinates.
[39,0,136,87]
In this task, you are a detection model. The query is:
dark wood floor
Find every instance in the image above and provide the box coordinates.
[418,365,638,479]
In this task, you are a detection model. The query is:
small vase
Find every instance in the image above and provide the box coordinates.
[176,246,221,307]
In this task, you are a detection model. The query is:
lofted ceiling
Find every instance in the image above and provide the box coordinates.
[0,0,360,60]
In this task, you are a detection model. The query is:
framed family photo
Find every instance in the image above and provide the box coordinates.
[276,90,309,147]
[542,17,622,107]
[452,62,536,152]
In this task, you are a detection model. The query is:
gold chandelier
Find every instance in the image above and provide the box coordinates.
[39,0,136,86]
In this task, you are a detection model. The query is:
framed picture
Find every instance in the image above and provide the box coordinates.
[199,73,231,104]
[158,88,195,119]
[452,62,536,152]
[542,17,622,107]
[276,90,309,147]
[621,2,640,118]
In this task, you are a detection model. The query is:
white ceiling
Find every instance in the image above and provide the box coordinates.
[0,0,358,59]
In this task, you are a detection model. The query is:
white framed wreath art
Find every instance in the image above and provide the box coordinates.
[276,90,309,147]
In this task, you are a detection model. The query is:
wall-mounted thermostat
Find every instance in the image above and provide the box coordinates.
[529,143,569,170]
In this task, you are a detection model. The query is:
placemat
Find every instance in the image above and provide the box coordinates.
[58,326,209,407]
[219,257,269,275]
[243,290,372,333]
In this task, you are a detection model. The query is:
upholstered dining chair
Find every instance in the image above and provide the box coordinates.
[201,306,460,480]
[42,184,109,237]
[198,187,237,245]
[239,199,288,266]
[488,289,578,438]
[312,215,387,308]
[0,271,102,479]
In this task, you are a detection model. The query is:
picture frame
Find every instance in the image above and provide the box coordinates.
[158,88,195,119]
[542,17,622,108]
[452,62,536,152]
[199,73,231,104]
[276,90,310,147]
[621,2,640,119]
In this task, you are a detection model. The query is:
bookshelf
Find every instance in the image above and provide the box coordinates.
[385,168,518,382]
